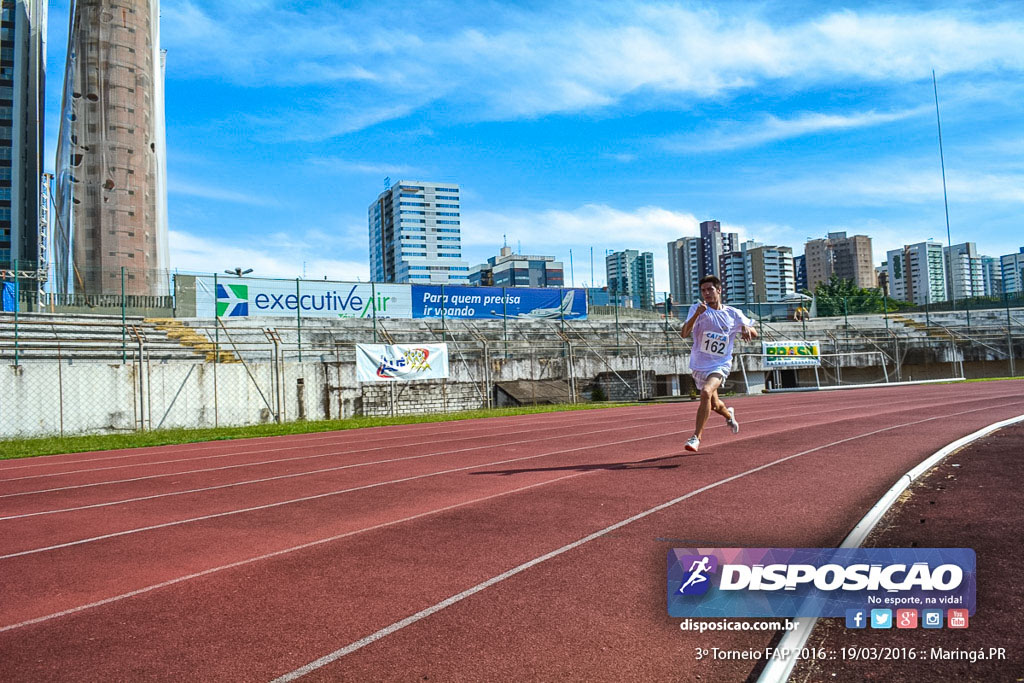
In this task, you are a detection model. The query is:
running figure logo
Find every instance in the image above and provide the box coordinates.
[677,554,718,596]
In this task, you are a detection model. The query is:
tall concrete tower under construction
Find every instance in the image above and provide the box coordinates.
[54,0,168,296]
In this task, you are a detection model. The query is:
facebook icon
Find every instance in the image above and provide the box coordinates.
[845,609,867,629]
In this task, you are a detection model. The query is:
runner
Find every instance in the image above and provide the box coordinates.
[680,275,758,452]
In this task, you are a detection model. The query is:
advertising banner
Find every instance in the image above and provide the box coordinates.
[411,286,587,320]
[762,340,821,367]
[195,277,411,319]
[356,343,450,382]
[668,547,975,618]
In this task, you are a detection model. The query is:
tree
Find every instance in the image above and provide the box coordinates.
[810,274,887,317]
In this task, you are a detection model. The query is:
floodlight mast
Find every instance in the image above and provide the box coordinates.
[933,70,954,311]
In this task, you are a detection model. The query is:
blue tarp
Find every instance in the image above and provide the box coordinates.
[1,282,15,312]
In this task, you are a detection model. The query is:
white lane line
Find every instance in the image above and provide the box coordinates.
[0,427,691,559]
[755,412,1024,683]
[269,403,1024,682]
[0,411,666,483]
[0,397,926,519]
[0,390,959,499]
[0,417,694,520]
[0,471,591,634]
[0,408,632,472]
[3,401,1018,641]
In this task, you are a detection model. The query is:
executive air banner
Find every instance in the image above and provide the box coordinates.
[762,340,821,367]
[195,277,412,319]
[411,285,588,320]
[356,343,450,382]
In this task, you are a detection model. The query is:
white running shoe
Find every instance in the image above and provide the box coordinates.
[726,408,739,434]
[684,435,700,452]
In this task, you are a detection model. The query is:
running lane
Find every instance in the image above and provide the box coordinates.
[0,380,1021,682]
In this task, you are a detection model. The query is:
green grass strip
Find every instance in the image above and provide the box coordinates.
[0,403,635,461]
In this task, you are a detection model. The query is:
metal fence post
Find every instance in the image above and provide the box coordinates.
[559,287,565,334]
[296,278,302,363]
[12,257,18,365]
[371,281,377,343]
[213,272,220,360]
[121,266,127,363]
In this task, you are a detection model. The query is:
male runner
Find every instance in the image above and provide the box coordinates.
[680,275,757,452]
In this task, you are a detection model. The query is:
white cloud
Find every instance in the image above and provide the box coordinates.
[307,158,426,177]
[158,3,1024,136]
[169,230,369,281]
[752,165,1024,206]
[168,179,280,207]
[461,204,749,290]
[664,107,932,152]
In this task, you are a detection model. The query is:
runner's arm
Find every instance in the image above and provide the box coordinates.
[680,302,706,338]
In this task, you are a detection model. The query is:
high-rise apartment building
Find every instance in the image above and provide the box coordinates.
[980,255,1002,296]
[369,180,469,284]
[606,249,654,308]
[54,0,169,296]
[803,231,874,291]
[793,254,807,292]
[0,0,46,277]
[469,245,563,287]
[700,219,738,280]
[718,245,751,303]
[718,240,794,303]
[943,242,984,301]
[667,236,701,305]
[886,241,947,305]
[745,244,796,302]
[1001,248,1024,295]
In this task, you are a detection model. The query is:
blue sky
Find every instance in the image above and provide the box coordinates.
[43,1,1024,292]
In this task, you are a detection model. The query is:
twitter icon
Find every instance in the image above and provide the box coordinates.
[870,609,892,629]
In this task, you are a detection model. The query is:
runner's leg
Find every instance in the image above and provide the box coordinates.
[695,374,724,439]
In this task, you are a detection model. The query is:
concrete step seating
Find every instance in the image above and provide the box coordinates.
[0,312,213,363]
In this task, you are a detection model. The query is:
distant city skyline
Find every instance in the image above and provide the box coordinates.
[35,1,1024,293]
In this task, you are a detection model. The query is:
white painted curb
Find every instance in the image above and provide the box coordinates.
[756,413,1024,683]
[766,377,966,393]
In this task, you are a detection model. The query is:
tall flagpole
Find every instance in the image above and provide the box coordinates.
[933,70,955,311]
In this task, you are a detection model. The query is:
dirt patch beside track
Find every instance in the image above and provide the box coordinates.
[792,423,1024,682]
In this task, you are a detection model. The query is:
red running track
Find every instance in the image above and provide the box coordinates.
[1,380,1022,682]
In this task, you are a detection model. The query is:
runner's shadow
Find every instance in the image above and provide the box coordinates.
[470,452,700,476]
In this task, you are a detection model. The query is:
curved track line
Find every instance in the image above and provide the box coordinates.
[755,412,1024,683]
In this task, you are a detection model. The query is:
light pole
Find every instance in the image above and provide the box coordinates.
[225,268,253,277]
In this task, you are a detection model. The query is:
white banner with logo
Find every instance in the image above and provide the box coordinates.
[356,343,450,382]
[195,276,412,319]
[762,340,821,368]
